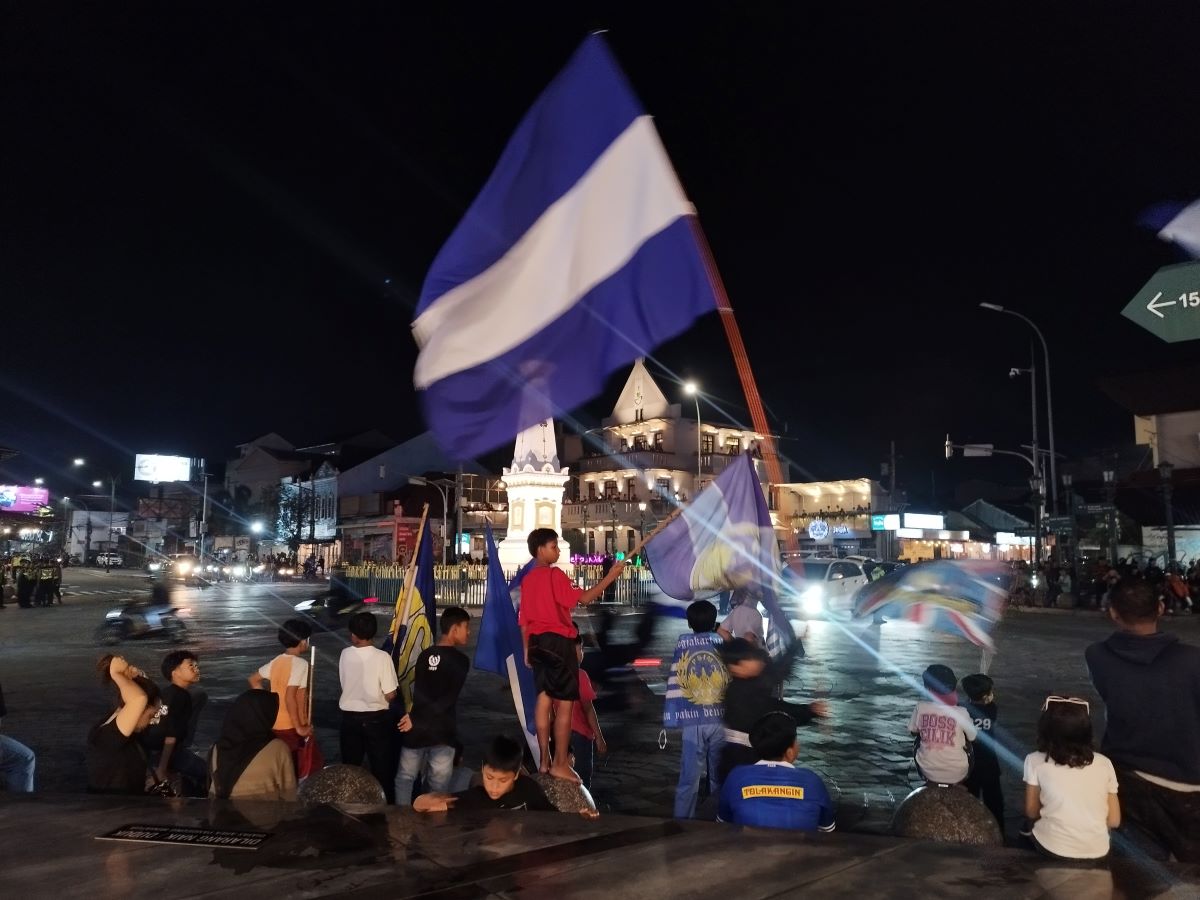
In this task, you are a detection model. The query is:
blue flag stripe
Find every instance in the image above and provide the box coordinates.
[419,219,713,459]
[416,36,642,316]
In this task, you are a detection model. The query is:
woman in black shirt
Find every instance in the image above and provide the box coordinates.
[87,655,162,795]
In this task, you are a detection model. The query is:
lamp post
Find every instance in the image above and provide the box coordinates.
[683,381,702,494]
[406,476,452,564]
[1102,469,1118,564]
[1062,473,1077,579]
[638,501,646,558]
[609,501,617,556]
[980,303,1059,514]
[1159,461,1176,570]
[1030,474,1044,567]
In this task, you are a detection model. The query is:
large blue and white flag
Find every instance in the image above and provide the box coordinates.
[644,453,794,644]
[475,526,540,766]
[1140,199,1200,258]
[412,35,718,460]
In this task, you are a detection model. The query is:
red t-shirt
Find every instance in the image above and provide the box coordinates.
[571,670,597,740]
[517,566,582,638]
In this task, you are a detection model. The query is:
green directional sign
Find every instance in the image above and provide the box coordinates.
[1122,261,1200,343]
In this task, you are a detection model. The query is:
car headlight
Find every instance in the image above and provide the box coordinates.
[232,566,245,577]
[253,565,264,574]
[800,585,825,616]
[149,563,161,571]
[178,564,191,574]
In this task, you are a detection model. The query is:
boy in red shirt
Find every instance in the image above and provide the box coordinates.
[570,635,607,790]
[519,528,623,782]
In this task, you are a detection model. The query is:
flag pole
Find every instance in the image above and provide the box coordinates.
[688,217,798,555]
[390,503,430,643]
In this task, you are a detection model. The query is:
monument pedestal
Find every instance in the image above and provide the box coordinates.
[498,419,571,575]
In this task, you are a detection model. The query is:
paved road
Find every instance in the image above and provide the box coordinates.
[3,579,1197,838]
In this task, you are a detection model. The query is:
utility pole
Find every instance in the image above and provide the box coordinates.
[1160,462,1176,570]
[199,472,210,560]
[1102,468,1119,564]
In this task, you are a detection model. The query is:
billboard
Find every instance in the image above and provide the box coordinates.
[134,454,194,483]
[0,485,50,514]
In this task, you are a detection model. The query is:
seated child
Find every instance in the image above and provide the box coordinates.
[961,673,1003,829]
[414,735,555,812]
[1023,695,1120,860]
[718,711,836,832]
[908,664,976,786]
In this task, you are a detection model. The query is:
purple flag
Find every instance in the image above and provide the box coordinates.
[644,453,793,643]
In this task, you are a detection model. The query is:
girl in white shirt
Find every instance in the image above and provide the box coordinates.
[1023,695,1120,860]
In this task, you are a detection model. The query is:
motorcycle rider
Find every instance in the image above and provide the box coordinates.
[127,582,177,634]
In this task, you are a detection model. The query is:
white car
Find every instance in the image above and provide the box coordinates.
[783,557,870,617]
[96,551,124,568]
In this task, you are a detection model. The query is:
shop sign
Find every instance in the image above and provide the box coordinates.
[807,519,830,540]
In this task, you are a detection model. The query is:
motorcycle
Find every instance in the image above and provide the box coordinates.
[94,600,190,646]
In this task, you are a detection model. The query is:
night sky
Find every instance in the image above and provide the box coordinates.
[3,4,1199,503]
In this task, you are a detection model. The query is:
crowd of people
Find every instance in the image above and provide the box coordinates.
[0,556,63,608]
[4,527,1197,869]
[1012,555,1199,615]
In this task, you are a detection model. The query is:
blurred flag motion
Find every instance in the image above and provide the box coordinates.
[852,560,1009,649]
[411,34,718,460]
[643,453,794,645]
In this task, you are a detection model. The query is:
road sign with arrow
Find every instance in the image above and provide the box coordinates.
[1121,261,1200,343]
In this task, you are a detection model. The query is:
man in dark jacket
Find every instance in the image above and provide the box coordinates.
[1085,578,1200,862]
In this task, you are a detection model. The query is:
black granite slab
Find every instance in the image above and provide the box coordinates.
[0,795,1193,899]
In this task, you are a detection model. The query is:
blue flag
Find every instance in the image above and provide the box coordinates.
[476,526,540,766]
[644,453,793,644]
[412,35,717,460]
[1139,199,1200,258]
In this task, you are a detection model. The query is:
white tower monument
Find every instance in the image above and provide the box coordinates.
[497,418,572,574]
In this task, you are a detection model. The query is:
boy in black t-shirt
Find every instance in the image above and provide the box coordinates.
[140,650,208,796]
[961,673,1003,830]
[414,735,555,812]
[396,606,471,806]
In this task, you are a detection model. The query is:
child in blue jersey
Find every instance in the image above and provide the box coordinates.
[667,600,728,819]
[718,711,836,832]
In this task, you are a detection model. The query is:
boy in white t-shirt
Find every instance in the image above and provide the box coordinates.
[338,611,399,802]
[1023,695,1120,860]
[908,664,977,785]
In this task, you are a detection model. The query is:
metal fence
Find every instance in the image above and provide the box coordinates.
[338,563,655,609]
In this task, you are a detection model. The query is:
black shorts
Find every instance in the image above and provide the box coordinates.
[528,632,579,701]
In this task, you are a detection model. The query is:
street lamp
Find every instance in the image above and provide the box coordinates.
[34,477,44,485]
[73,458,85,467]
[1159,461,1176,570]
[250,521,264,534]
[638,501,647,554]
[407,475,451,564]
[684,381,702,493]
[980,303,1059,514]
